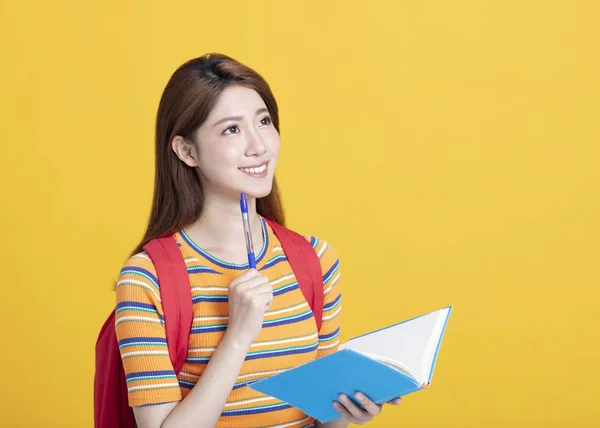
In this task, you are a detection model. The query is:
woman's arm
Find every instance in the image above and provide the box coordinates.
[310,239,403,426]
[116,260,274,428]
[313,241,347,427]
[133,332,250,428]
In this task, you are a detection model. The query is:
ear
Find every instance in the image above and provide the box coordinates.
[171,135,200,167]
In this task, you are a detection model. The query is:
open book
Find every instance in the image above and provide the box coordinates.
[249,306,452,423]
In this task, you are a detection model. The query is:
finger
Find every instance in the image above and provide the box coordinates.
[252,284,273,303]
[355,392,381,416]
[338,394,369,420]
[235,275,270,291]
[387,397,403,405]
[257,289,274,309]
[250,277,273,293]
[230,268,259,286]
[332,401,361,425]
[257,288,274,300]
[245,275,271,290]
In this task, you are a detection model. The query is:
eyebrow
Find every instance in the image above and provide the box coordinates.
[212,108,270,128]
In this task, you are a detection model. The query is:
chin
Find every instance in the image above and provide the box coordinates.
[238,181,274,200]
[242,187,273,200]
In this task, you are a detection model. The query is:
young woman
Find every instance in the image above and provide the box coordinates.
[115,53,401,427]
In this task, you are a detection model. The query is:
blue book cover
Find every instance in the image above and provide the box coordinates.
[249,306,452,423]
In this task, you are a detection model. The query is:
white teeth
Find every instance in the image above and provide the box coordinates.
[241,164,267,174]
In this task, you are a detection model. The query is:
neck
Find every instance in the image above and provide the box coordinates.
[184,190,264,254]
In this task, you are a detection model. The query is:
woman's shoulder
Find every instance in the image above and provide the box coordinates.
[299,233,341,275]
[301,233,338,256]
[117,251,159,287]
[299,234,342,296]
[265,218,340,263]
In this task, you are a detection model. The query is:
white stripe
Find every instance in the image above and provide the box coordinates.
[193,315,229,322]
[264,301,308,318]
[116,279,161,301]
[223,396,276,408]
[121,350,169,358]
[191,286,228,292]
[317,241,328,258]
[132,254,151,261]
[185,257,199,263]
[178,370,284,384]
[180,370,200,379]
[116,316,162,325]
[272,246,283,252]
[250,332,318,348]
[271,274,295,286]
[236,368,285,380]
[194,302,309,322]
[331,272,341,286]
[318,339,340,350]
[188,347,217,354]
[324,272,341,296]
[127,382,180,392]
[322,305,341,321]
[182,367,297,383]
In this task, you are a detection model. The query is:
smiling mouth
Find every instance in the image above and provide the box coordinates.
[239,162,269,177]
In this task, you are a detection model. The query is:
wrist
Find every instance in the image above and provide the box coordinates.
[221,329,253,351]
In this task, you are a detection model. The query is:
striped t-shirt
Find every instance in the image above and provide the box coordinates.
[115,217,342,427]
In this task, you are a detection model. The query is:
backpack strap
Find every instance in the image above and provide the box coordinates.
[143,236,193,374]
[264,218,324,332]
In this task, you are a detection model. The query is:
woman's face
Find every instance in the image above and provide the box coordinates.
[175,85,280,200]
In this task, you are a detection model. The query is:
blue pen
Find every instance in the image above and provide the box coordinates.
[240,193,257,269]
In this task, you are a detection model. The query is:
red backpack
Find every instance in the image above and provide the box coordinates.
[94,219,325,428]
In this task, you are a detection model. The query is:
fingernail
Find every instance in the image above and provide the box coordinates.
[356,392,366,401]
[339,394,348,402]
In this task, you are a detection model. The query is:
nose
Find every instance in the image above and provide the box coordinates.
[245,128,267,157]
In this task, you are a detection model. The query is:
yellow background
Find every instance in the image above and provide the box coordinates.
[1,0,598,426]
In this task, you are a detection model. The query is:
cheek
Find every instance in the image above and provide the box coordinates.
[198,144,241,177]
[203,144,240,164]
[269,133,281,156]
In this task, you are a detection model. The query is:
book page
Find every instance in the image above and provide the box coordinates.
[339,307,449,384]
[421,308,450,382]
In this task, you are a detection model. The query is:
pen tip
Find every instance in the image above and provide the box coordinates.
[240,192,248,213]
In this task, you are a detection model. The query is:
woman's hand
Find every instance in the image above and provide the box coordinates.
[225,269,273,348]
[332,393,402,425]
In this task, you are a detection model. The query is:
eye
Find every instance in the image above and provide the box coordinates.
[223,125,239,135]
[259,116,272,127]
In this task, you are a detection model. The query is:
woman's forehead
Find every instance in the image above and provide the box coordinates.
[209,85,267,119]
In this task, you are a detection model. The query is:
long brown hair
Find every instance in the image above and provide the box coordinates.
[131,53,285,256]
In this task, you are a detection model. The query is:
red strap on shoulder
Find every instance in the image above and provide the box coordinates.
[264,218,324,332]
[143,236,193,374]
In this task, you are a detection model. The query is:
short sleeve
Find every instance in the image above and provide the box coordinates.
[306,237,342,359]
[114,252,182,407]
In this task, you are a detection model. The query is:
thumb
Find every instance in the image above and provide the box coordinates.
[387,397,402,405]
